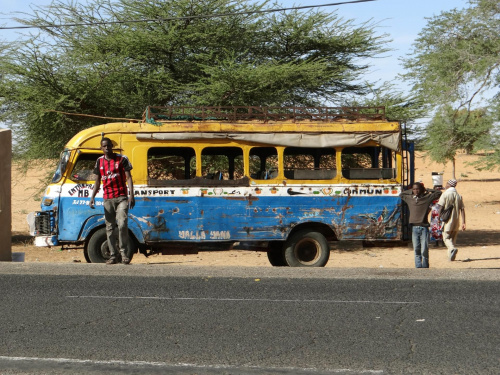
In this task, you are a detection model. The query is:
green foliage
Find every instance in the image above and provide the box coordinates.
[402,0,500,170]
[423,105,494,176]
[341,82,428,139]
[428,107,493,155]
[0,0,389,159]
[402,0,500,109]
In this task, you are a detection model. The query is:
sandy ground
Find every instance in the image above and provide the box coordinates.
[9,152,500,269]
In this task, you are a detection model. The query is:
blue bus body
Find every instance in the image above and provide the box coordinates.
[29,106,412,267]
[37,184,402,244]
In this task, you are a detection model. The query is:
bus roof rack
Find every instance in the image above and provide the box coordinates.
[143,106,386,124]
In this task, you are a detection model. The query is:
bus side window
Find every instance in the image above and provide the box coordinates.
[249,147,278,180]
[148,147,196,183]
[202,147,244,181]
[70,153,100,182]
[283,147,336,180]
[341,146,396,180]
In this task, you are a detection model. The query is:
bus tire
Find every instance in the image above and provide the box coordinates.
[87,228,135,263]
[267,241,287,267]
[83,249,91,263]
[284,230,330,267]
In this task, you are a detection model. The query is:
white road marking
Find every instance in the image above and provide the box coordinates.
[0,355,384,373]
[66,295,419,304]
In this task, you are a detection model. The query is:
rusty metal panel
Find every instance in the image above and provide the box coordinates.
[128,184,401,243]
[36,182,402,245]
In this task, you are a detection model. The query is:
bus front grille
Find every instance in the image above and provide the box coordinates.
[35,212,55,235]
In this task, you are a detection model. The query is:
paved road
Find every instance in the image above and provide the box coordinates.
[0,264,499,374]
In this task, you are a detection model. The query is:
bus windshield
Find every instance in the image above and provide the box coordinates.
[51,150,71,183]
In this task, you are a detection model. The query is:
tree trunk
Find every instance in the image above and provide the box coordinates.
[451,157,456,180]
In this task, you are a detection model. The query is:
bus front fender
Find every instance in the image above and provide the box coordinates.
[79,215,145,244]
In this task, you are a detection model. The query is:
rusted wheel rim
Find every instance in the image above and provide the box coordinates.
[293,238,321,265]
[100,241,111,259]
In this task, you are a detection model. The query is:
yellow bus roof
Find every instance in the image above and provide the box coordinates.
[65,106,401,150]
[66,119,400,149]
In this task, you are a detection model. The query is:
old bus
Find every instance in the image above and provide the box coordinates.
[28,106,413,266]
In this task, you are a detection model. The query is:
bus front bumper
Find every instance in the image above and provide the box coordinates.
[33,235,59,247]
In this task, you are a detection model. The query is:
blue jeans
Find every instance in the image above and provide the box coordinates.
[412,226,429,268]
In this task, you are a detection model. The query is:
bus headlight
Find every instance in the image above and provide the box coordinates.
[43,198,54,206]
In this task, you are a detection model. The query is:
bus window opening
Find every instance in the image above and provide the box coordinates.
[202,147,244,181]
[148,147,196,184]
[341,146,396,180]
[249,147,278,180]
[284,147,336,180]
[70,153,100,182]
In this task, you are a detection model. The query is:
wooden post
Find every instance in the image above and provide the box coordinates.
[0,129,11,261]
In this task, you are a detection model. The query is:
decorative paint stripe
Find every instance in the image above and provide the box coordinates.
[56,183,402,198]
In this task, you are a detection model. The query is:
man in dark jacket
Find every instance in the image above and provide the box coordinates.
[400,182,442,268]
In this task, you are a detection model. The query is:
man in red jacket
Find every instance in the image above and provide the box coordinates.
[90,137,135,264]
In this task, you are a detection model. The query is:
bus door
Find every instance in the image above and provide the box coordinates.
[57,150,101,241]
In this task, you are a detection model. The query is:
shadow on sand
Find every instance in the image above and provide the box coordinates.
[461,257,500,263]
[12,233,33,246]
[456,230,500,247]
[462,178,500,183]
[447,230,500,265]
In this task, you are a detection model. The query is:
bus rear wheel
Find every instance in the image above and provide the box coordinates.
[267,241,286,267]
[87,228,135,263]
[284,230,330,267]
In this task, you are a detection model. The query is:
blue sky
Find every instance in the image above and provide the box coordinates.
[1,0,470,90]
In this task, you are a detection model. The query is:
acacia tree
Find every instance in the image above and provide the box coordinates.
[0,0,389,159]
[424,106,494,179]
[402,0,500,170]
[342,82,428,132]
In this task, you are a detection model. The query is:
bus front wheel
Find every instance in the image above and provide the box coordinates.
[87,228,135,263]
[284,230,330,267]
